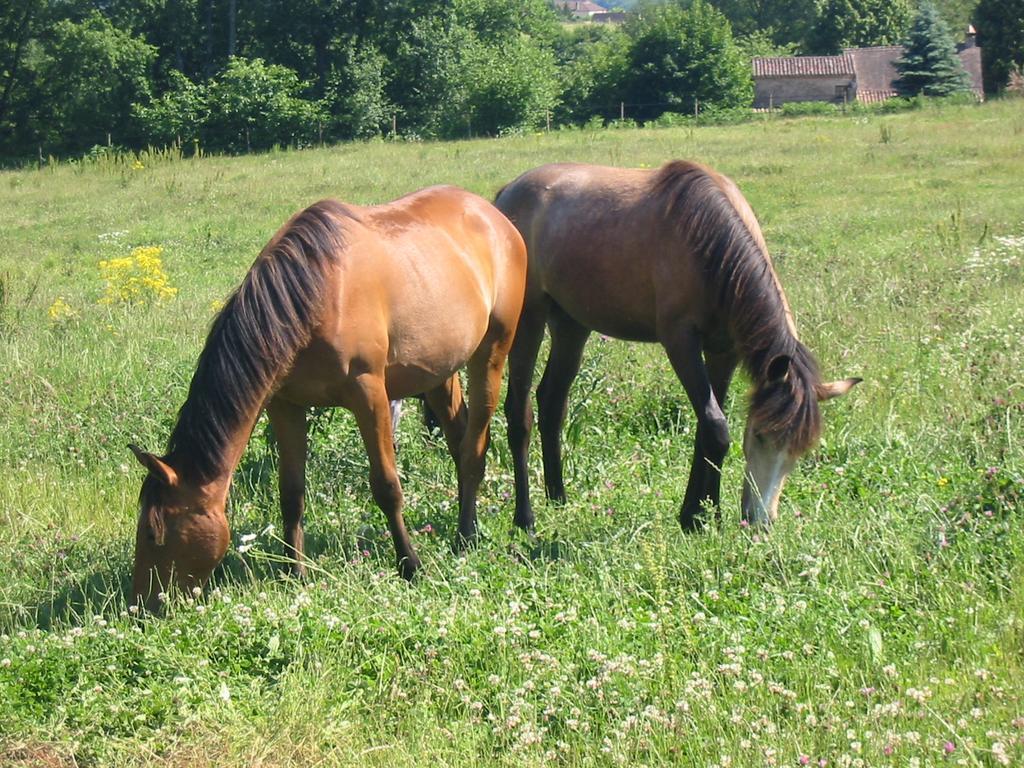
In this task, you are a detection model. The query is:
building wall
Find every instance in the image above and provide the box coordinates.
[753,77,854,108]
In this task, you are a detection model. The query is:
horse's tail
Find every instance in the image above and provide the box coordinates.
[168,200,357,480]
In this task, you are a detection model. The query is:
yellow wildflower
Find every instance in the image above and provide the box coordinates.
[98,246,178,306]
[48,297,77,324]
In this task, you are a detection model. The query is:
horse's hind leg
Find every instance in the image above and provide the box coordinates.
[457,328,515,548]
[350,375,420,580]
[424,374,469,469]
[504,296,550,532]
[537,305,590,504]
[266,398,308,578]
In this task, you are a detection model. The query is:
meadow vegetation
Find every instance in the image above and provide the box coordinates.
[0,101,1022,766]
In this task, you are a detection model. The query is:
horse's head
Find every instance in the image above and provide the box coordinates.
[129,445,230,613]
[741,354,860,525]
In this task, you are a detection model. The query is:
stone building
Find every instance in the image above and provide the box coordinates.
[752,30,984,108]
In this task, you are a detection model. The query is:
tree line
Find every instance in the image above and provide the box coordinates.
[0,0,1019,160]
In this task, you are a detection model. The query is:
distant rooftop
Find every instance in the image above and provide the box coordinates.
[752,55,855,78]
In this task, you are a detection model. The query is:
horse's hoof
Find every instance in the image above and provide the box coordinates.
[513,510,535,532]
[679,508,706,533]
[453,531,479,553]
[545,487,567,505]
[397,555,421,582]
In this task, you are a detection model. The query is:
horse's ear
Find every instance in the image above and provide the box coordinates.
[129,444,178,487]
[766,354,791,384]
[817,377,862,402]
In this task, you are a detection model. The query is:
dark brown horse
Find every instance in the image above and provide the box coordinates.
[130,186,526,611]
[496,161,859,531]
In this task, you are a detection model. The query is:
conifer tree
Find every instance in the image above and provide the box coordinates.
[894,2,971,96]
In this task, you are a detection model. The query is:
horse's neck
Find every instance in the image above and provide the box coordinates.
[170,388,267,489]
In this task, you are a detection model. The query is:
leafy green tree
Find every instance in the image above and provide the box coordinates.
[204,57,325,152]
[31,12,156,153]
[624,0,752,121]
[454,0,559,45]
[974,0,1024,92]
[0,0,46,152]
[553,24,630,124]
[809,0,912,54]
[931,0,983,34]
[712,0,821,50]
[735,28,799,58]
[325,44,393,140]
[454,34,560,136]
[133,70,209,147]
[894,3,971,96]
[386,16,469,138]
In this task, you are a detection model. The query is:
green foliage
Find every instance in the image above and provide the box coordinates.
[780,100,841,117]
[28,12,156,154]
[894,3,972,97]
[133,70,208,147]
[325,45,393,141]
[809,0,913,54]
[735,29,799,59]
[454,36,561,137]
[625,0,752,121]
[454,0,560,45]
[552,25,630,125]
[387,18,469,139]
[974,0,1024,92]
[713,0,821,50]
[930,0,983,33]
[203,58,326,152]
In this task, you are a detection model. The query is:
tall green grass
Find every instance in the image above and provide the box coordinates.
[1,101,1022,766]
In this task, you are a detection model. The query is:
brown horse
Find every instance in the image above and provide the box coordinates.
[129,186,526,611]
[495,161,859,532]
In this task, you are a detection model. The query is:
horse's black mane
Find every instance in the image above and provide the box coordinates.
[652,160,823,452]
[166,199,356,481]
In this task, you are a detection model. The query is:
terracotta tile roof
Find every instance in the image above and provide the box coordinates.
[856,89,898,104]
[752,54,855,78]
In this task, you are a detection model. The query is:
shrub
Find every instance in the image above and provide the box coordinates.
[204,58,326,153]
[133,70,208,148]
[780,101,840,117]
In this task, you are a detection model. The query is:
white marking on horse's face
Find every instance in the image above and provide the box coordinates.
[741,420,797,525]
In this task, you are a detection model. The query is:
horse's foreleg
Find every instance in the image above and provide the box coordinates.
[537,306,589,505]
[701,350,738,524]
[660,325,731,531]
[266,398,308,577]
[351,376,420,581]
[458,332,514,548]
[504,299,549,532]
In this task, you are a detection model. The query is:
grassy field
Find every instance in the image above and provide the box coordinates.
[1,101,1022,767]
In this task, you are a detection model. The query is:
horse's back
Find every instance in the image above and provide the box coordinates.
[496,164,678,340]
